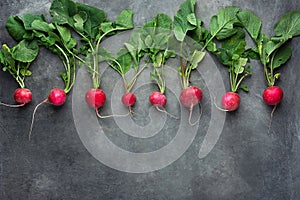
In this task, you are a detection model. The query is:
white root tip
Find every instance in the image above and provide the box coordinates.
[213,97,230,112]
[155,106,179,119]
[28,99,48,141]
[267,104,277,135]
[188,103,202,126]
[95,108,130,119]
[0,102,26,108]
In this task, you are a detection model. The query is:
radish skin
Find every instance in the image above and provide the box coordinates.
[221,92,240,111]
[180,86,202,108]
[179,86,202,126]
[14,88,32,104]
[85,89,106,109]
[149,92,167,107]
[121,92,136,107]
[262,86,283,105]
[48,88,66,106]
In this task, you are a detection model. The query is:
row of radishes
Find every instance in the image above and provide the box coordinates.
[1,0,300,137]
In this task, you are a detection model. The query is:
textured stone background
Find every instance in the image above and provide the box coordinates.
[0,0,300,199]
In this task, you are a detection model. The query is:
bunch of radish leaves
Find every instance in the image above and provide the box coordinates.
[6,13,79,94]
[141,13,174,95]
[49,0,133,90]
[0,40,38,89]
[238,10,300,88]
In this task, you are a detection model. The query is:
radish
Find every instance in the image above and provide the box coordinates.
[179,86,203,125]
[262,86,283,106]
[149,92,167,107]
[48,88,67,106]
[221,92,240,111]
[85,88,106,109]
[179,86,202,108]
[122,92,136,107]
[13,88,32,105]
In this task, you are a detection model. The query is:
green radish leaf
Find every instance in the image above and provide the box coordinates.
[187,13,197,26]
[237,10,262,41]
[239,84,249,92]
[50,0,77,25]
[115,9,134,29]
[114,48,132,75]
[60,72,68,84]
[56,25,72,44]
[145,35,153,48]
[274,11,300,38]
[146,13,173,30]
[20,69,32,76]
[76,2,107,39]
[221,27,246,56]
[245,65,251,74]
[0,44,15,67]
[73,13,86,33]
[31,20,55,32]
[173,0,197,41]
[233,57,247,74]
[5,16,28,41]
[150,71,158,82]
[22,13,47,30]
[210,6,241,40]
[190,50,206,69]
[97,47,115,62]
[11,40,39,63]
[272,45,292,69]
[274,73,281,79]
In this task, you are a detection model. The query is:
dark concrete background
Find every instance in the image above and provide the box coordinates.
[1,0,300,199]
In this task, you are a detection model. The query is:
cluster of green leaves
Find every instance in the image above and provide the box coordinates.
[102,14,175,94]
[0,40,38,88]
[49,0,134,89]
[5,13,79,93]
[238,10,300,86]
[214,28,252,92]
[173,0,248,90]
[142,14,174,94]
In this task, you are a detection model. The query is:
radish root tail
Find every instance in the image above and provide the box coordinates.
[95,109,130,119]
[188,103,202,126]
[0,102,26,108]
[213,97,230,112]
[29,98,48,141]
[267,104,277,135]
[155,106,178,119]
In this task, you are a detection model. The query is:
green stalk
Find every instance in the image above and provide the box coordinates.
[55,44,73,93]
[16,63,25,88]
[91,27,129,89]
[127,63,148,92]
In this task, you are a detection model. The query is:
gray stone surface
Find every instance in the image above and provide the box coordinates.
[1,0,300,199]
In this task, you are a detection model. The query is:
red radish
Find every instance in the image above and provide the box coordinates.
[149,91,167,107]
[179,86,202,125]
[85,88,129,119]
[85,88,106,109]
[221,92,240,111]
[180,86,202,108]
[48,88,67,106]
[121,92,136,107]
[262,86,283,105]
[13,88,32,104]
